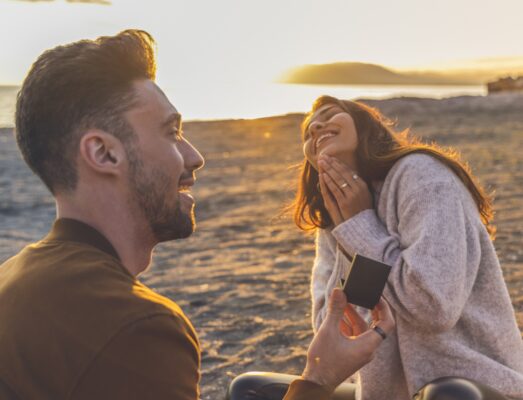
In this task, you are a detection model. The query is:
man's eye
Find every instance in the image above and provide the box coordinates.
[171,128,183,141]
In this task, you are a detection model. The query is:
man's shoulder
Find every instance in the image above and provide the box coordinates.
[0,238,193,346]
[0,240,199,400]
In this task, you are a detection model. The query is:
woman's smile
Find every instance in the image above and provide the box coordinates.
[315,130,338,152]
[303,105,359,169]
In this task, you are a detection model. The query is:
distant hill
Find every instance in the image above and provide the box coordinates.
[280,62,487,86]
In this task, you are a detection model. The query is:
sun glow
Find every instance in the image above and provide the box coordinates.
[0,0,522,120]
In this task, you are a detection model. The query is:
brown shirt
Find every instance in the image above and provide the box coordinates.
[0,219,327,399]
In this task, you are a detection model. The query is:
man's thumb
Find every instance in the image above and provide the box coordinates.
[325,288,347,322]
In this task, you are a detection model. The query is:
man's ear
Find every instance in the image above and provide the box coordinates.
[78,130,126,176]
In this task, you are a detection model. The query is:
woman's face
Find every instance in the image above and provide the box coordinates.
[303,103,359,170]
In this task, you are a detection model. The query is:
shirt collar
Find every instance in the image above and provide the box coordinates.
[45,218,121,261]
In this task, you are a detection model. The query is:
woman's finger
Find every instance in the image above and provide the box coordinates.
[319,173,335,205]
[322,172,353,222]
[319,173,343,223]
[321,157,353,190]
[322,172,346,203]
[330,157,358,186]
[329,158,370,197]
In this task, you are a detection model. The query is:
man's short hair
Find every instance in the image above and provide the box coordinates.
[15,29,156,194]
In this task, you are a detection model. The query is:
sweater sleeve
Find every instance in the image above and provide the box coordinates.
[71,314,200,400]
[311,229,353,332]
[331,181,481,333]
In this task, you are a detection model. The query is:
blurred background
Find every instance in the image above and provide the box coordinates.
[1,2,522,399]
[1,0,523,125]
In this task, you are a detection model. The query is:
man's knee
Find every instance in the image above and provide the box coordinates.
[414,377,483,400]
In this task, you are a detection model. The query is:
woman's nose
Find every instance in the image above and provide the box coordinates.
[309,120,324,136]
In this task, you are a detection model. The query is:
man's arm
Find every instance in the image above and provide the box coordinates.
[284,289,395,400]
[71,313,200,400]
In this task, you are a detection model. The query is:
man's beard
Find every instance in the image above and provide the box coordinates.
[127,152,195,243]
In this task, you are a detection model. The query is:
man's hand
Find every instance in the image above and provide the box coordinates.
[301,289,395,394]
[318,155,373,225]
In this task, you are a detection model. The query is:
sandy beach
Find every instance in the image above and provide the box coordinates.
[1,93,522,399]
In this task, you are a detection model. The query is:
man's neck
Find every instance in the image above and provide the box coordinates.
[55,199,155,276]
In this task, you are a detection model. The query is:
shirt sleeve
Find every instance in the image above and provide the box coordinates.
[331,181,482,333]
[71,313,200,400]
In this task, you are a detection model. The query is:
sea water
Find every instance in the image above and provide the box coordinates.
[0,83,485,128]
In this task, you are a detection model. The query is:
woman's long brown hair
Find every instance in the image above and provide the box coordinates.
[292,95,495,238]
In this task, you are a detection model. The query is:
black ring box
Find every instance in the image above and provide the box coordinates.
[340,253,392,309]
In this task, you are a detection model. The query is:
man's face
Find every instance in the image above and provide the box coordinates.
[124,80,204,242]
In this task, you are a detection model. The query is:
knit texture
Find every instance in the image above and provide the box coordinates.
[311,153,523,400]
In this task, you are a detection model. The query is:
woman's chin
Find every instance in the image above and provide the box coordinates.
[305,149,347,171]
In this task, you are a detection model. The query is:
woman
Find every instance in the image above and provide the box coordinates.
[293,95,523,400]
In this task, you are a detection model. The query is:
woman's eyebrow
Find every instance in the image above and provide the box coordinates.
[306,106,339,130]
[317,105,336,118]
[310,106,335,122]
[304,105,343,138]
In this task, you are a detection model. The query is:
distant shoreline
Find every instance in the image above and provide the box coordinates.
[280,61,523,86]
[0,84,486,126]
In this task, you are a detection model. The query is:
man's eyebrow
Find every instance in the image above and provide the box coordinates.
[161,112,182,129]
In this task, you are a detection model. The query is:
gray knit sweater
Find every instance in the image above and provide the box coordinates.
[311,153,523,400]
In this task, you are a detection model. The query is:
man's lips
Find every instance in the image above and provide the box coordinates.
[179,173,195,186]
[178,178,195,191]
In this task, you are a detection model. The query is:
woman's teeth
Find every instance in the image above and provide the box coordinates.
[316,132,336,149]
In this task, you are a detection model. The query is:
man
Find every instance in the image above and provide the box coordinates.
[0,30,394,399]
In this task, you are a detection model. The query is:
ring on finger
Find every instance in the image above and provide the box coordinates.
[352,174,359,180]
[340,182,349,188]
[372,325,387,340]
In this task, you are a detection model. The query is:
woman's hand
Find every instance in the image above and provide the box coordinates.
[302,289,395,393]
[318,154,373,225]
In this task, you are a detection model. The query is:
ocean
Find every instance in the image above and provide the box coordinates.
[0,83,485,128]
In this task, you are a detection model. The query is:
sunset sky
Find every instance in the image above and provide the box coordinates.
[1,0,522,120]
[1,0,523,87]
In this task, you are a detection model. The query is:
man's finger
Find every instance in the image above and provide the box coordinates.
[339,319,354,338]
[353,323,386,349]
[371,298,395,335]
[344,304,368,335]
[325,288,347,323]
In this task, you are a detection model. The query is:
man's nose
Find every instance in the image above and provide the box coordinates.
[185,142,205,172]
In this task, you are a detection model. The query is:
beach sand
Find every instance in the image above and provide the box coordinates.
[1,93,522,399]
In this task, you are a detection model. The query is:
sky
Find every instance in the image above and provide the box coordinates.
[1,0,523,87]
